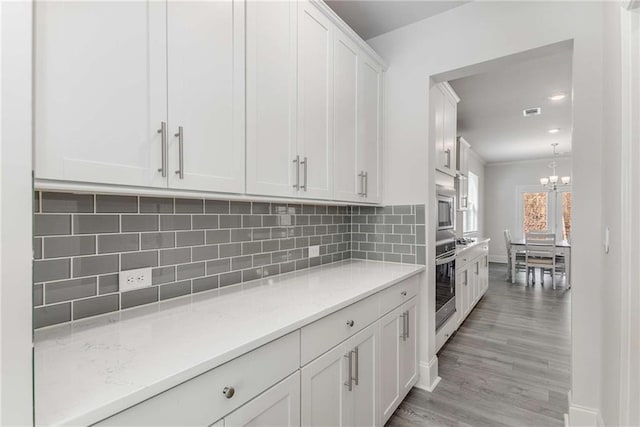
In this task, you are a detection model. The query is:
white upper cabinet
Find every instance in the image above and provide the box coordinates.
[432,82,459,177]
[297,1,334,200]
[332,33,359,202]
[245,0,298,198]
[35,0,386,204]
[357,56,383,203]
[167,0,245,193]
[35,1,168,188]
[332,35,383,203]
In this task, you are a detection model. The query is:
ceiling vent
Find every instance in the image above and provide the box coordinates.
[522,107,542,117]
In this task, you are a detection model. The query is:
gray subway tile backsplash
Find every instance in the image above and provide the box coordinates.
[33,191,424,329]
[73,294,119,320]
[42,192,94,213]
[45,277,97,304]
[35,214,72,236]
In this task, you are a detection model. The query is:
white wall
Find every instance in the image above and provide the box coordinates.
[368,1,605,422]
[0,1,34,425]
[484,157,572,262]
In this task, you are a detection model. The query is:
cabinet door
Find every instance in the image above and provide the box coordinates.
[348,324,379,427]
[357,55,383,203]
[225,372,300,427]
[167,0,244,193]
[442,90,458,176]
[332,32,359,202]
[379,309,401,424]
[297,1,333,199]
[34,1,167,188]
[431,85,446,172]
[245,0,297,198]
[399,298,418,396]
[301,341,349,426]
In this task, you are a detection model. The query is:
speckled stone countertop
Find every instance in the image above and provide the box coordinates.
[35,259,424,426]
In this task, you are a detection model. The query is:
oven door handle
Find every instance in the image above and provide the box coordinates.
[436,255,456,266]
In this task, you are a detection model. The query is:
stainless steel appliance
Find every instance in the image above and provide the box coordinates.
[435,232,456,330]
[436,185,456,231]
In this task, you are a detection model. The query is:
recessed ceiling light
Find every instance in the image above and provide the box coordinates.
[523,107,541,117]
[548,93,567,101]
[548,128,561,134]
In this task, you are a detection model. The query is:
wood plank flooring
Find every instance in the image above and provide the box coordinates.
[387,263,571,427]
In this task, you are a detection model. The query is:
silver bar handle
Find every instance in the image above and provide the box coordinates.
[174,126,184,179]
[293,156,300,190]
[358,172,365,196]
[405,310,410,339]
[445,148,451,168]
[365,172,369,197]
[353,346,359,386]
[344,351,353,391]
[301,157,308,191]
[157,122,167,177]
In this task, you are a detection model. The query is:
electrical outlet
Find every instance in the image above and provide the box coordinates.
[119,267,152,292]
[309,245,320,257]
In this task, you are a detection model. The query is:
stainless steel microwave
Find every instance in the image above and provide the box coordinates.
[436,185,456,231]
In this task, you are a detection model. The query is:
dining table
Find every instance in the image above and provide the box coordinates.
[510,239,571,287]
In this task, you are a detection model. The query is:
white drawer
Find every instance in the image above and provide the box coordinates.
[300,294,379,366]
[378,275,419,316]
[95,332,300,426]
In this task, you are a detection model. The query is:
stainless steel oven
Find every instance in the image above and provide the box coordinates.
[436,185,455,231]
[435,235,456,331]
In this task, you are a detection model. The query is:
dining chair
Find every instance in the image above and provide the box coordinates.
[504,229,527,280]
[524,232,557,288]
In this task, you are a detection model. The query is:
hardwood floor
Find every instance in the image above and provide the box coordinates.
[387,263,571,427]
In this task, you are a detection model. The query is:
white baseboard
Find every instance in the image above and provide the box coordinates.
[489,255,508,264]
[414,356,441,392]
[568,391,601,426]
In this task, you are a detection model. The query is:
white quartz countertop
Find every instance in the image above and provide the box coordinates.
[35,259,424,426]
[456,237,490,256]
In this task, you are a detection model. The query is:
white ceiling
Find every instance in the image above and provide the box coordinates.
[325,0,468,40]
[449,49,573,164]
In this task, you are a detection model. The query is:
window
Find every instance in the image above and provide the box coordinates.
[522,192,548,234]
[517,187,572,240]
[562,192,572,240]
[463,171,479,233]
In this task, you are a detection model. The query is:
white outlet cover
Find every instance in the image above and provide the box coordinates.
[119,267,152,292]
[309,245,320,257]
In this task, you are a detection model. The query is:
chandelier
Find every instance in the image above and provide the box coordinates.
[540,143,570,191]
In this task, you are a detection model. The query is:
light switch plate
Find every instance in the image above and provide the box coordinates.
[309,245,320,257]
[119,267,152,292]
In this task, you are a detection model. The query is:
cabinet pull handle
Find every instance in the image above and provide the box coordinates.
[364,171,368,198]
[405,310,410,339]
[401,291,407,296]
[301,157,308,191]
[445,148,451,169]
[346,319,354,327]
[353,346,359,386]
[174,126,184,179]
[293,156,300,190]
[222,386,235,399]
[344,351,353,391]
[358,171,365,196]
[157,122,167,177]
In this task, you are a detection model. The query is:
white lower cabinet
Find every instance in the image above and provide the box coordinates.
[301,323,378,427]
[223,372,301,427]
[379,297,418,424]
[94,277,421,427]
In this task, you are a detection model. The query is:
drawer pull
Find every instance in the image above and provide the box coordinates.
[346,320,355,327]
[222,386,235,399]
[401,291,407,296]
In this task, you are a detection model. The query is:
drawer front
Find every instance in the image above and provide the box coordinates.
[458,243,488,266]
[95,332,300,426]
[378,275,419,316]
[300,294,379,366]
